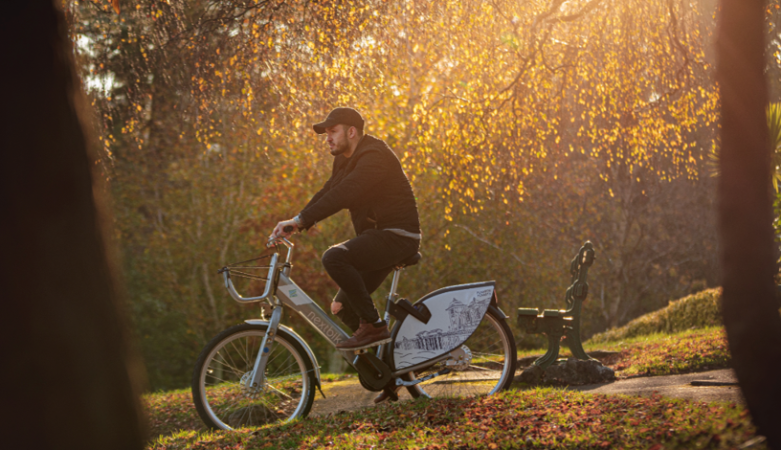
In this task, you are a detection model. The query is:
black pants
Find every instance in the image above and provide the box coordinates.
[321,229,420,332]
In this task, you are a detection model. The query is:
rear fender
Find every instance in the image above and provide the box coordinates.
[491,290,508,319]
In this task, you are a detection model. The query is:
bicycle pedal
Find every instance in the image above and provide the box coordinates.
[381,385,399,402]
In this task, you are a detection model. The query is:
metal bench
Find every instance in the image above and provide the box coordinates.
[517,241,596,370]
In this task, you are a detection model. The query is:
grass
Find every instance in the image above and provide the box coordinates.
[143,290,738,449]
[143,373,359,438]
[144,388,208,438]
[319,373,356,383]
[519,326,730,378]
[146,390,763,449]
[588,288,723,343]
[598,327,729,377]
[144,327,736,447]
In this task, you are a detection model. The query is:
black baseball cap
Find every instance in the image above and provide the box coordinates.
[313,107,365,134]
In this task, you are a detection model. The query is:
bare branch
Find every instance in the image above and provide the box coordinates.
[453,224,528,266]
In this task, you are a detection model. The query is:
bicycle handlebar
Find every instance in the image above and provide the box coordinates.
[224,226,296,304]
[222,252,279,303]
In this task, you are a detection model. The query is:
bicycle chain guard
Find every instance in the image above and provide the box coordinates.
[354,352,392,391]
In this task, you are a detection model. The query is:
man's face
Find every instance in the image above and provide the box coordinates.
[325,124,350,156]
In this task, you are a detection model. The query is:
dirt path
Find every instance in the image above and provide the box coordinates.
[309,379,415,417]
[309,368,742,417]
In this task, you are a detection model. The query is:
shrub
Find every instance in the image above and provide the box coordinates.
[588,288,722,343]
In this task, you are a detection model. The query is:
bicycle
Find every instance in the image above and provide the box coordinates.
[191,232,518,430]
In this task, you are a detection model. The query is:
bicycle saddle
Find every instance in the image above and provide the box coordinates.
[397,252,422,268]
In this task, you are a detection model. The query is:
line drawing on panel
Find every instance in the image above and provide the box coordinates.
[394,295,490,354]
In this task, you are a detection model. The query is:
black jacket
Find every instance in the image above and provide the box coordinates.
[298,134,421,236]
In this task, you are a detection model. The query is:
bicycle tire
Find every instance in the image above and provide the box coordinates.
[192,323,316,430]
[404,306,517,399]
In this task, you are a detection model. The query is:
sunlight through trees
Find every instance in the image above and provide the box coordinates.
[63,0,776,390]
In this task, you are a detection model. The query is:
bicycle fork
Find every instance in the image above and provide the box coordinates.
[247,304,283,390]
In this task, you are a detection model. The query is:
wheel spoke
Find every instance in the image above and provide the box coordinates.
[227,339,251,371]
[193,325,312,430]
[268,359,301,379]
[210,353,245,378]
[465,364,494,372]
[265,383,294,400]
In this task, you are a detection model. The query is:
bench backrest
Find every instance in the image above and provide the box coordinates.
[564,241,595,313]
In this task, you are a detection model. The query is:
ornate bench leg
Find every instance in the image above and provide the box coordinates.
[564,327,595,362]
[534,332,563,370]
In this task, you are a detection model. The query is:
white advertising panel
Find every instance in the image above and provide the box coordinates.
[392,282,494,370]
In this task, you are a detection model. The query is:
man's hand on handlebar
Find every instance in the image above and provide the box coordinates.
[270,218,299,241]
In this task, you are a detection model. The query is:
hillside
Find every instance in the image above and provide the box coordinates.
[588,288,722,344]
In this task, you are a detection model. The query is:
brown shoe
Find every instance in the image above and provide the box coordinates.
[374,386,401,404]
[336,319,391,351]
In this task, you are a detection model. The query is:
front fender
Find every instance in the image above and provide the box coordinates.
[244,319,321,388]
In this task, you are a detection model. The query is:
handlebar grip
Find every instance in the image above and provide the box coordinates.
[283,225,295,233]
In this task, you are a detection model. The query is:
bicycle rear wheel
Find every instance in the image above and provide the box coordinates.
[405,306,517,399]
[192,323,316,430]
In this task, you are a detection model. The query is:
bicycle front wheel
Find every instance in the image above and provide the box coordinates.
[405,306,517,399]
[192,323,316,430]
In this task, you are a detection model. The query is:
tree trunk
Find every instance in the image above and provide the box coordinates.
[716,0,781,447]
[0,1,145,449]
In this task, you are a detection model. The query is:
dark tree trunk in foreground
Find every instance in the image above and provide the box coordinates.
[0,1,145,449]
[717,0,781,447]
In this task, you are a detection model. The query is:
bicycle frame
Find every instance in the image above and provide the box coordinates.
[220,237,482,389]
[221,238,360,389]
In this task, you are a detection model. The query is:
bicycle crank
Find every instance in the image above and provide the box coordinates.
[445,345,472,371]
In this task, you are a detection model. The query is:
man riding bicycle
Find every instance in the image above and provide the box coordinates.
[271,107,421,353]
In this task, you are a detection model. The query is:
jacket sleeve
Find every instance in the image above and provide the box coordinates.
[296,160,336,230]
[298,149,386,228]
